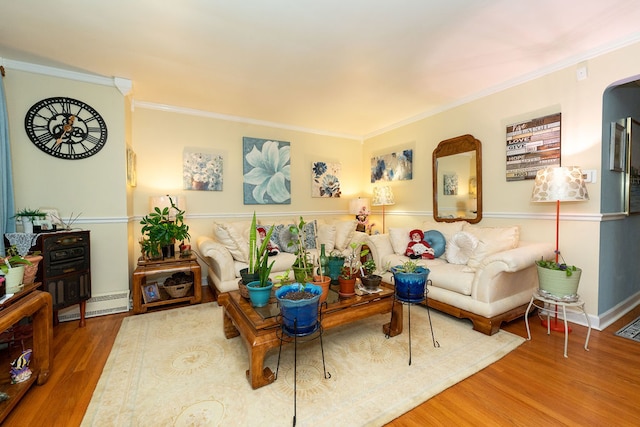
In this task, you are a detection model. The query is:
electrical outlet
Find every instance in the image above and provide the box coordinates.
[582,169,597,183]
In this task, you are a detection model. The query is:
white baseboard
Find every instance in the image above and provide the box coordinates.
[57,290,130,322]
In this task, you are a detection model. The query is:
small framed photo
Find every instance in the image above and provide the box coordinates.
[33,219,53,231]
[142,282,161,303]
[610,120,627,172]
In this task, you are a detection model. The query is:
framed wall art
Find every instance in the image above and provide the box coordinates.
[183,149,223,191]
[312,161,341,197]
[627,118,640,214]
[506,113,561,181]
[126,146,137,187]
[610,119,627,172]
[370,149,413,183]
[243,137,291,204]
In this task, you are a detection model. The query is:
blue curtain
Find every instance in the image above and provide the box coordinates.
[0,67,16,256]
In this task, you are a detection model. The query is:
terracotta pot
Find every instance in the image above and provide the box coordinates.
[338,277,356,298]
[312,275,331,303]
[23,254,43,285]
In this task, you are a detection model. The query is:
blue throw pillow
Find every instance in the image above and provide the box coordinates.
[424,230,446,258]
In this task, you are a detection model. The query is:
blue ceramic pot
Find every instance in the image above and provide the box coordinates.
[391,266,430,303]
[246,281,274,307]
[275,283,322,336]
[327,257,345,285]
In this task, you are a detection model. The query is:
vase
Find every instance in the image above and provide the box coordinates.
[327,257,345,285]
[246,280,274,307]
[5,266,25,294]
[391,266,430,303]
[162,243,175,259]
[312,275,331,303]
[275,283,322,336]
[21,217,33,234]
[536,265,582,298]
[338,277,356,298]
[317,244,328,276]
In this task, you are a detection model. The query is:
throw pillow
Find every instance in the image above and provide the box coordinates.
[334,220,357,251]
[302,220,317,249]
[274,224,298,254]
[421,220,464,243]
[389,227,411,255]
[464,224,520,268]
[424,230,446,258]
[317,223,337,252]
[213,221,250,263]
[446,231,478,265]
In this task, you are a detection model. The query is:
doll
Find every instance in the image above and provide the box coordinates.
[257,226,280,256]
[404,229,435,260]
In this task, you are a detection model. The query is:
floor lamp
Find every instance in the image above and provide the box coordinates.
[531,166,589,331]
[372,186,395,234]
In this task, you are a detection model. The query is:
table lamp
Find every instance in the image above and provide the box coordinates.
[349,197,370,232]
[372,186,395,234]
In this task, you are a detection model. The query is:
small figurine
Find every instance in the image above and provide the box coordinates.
[257,226,280,256]
[404,229,435,260]
[10,349,33,384]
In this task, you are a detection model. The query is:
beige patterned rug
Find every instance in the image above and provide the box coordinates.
[82,302,524,426]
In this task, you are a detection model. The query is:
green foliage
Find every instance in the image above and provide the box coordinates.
[13,208,47,220]
[1,253,32,274]
[248,212,276,286]
[140,196,190,258]
[393,260,419,273]
[536,257,578,277]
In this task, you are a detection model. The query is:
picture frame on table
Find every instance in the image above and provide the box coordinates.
[142,282,161,303]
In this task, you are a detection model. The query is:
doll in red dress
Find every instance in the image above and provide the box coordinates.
[404,229,435,260]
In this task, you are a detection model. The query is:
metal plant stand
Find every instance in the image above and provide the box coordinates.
[275,302,331,426]
[387,280,440,364]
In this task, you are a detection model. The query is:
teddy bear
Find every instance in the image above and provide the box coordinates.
[404,229,435,260]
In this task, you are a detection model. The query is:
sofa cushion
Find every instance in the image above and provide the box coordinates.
[213,221,251,263]
[334,220,357,251]
[389,227,411,255]
[424,230,446,258]
[464,224,520,268]
[275,224,297,253]
[422,220,465,244]
[446,231,478,265]
[317,223,337,252]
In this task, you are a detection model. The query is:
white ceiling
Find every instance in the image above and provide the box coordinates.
[2,0,640,137]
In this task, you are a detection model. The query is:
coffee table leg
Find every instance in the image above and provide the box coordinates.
[245,343,276,389]
[383,300,403,337]
[222,309,240,339]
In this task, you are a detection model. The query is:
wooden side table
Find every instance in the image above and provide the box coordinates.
[524,290,591,358]
[132,254,201,314]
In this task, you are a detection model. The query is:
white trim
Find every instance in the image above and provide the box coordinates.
[57,291,130,322]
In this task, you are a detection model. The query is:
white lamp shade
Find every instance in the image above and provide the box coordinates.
[150,195,186,218]
[349,197,371,215]
[531,166,589,203]
[372,186,395,206]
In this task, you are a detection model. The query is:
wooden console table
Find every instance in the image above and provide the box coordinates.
[132,254,202,314]
[0,286,53,423]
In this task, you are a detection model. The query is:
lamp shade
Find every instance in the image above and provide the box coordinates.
[150,195,186,219]
[531,167,589,203]
[349,197,370,215]
[372,186,395,206]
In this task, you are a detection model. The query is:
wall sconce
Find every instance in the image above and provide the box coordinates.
[349,197,371,232]
[372,186,395,234]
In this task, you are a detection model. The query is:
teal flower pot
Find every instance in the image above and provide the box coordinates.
[246,280,274,307]
[275,283,322,336]
[327,257,345,285]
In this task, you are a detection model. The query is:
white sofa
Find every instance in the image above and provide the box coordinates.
[196,217,367,297]
[365,220,554,335]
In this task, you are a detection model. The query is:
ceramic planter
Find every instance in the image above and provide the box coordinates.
[361,274,382,291]
[4,266,25,294]
[275,283,322,336]
[536,265,582,298]
[312,275,331,303]
[338,277,356,298]
[246,280,274,307]
[327,257,345,284]
[391,266,430,303]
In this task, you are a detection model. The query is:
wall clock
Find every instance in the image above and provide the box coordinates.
[24,96,108,160]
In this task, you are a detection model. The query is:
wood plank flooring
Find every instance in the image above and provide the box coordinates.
[1,287,639,426]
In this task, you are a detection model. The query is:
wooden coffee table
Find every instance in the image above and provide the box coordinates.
[218,282,402,389]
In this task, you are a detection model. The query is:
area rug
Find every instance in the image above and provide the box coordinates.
[82,303,524,426]
[615,315,640,342]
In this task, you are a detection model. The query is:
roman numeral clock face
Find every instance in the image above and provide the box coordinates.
[24,97,108,160]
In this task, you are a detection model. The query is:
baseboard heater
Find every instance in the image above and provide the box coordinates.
[57,291,130,322]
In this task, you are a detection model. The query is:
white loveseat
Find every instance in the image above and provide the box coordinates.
[196,217,366,298]
[365,220,554,335]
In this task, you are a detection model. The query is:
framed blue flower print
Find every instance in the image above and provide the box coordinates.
[243,137,291,204]
[312,161,341,197]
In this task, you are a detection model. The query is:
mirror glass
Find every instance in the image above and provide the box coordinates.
[432,134,482,223]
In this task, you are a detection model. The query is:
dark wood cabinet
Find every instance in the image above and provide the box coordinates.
[33,230,91,326]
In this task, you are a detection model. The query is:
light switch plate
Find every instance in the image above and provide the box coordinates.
[582,169,596,183]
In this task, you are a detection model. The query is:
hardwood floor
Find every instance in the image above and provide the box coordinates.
[2,288,639,426]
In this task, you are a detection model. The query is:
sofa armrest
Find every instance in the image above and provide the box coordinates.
[196,236,237,282]
[480,242,555,272]
[364,233,395,271]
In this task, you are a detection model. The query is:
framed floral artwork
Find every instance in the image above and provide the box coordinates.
[312,161,341,198]
[370,149,413,182]
[243,137,291,204]
[183,150,223,191]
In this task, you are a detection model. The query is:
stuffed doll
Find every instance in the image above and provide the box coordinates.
[257,226,280,256]
[404,229,435,260]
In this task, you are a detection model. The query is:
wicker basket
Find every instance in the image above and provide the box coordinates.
[163,281,193,298]
[238,279,249,299]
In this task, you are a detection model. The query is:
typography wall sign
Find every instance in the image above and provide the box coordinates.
[506,113,561,181]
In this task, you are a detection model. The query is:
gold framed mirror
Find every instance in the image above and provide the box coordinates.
[432,134,482,223]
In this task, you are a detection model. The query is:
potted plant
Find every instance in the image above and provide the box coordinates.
[1,251,33,294]
[245,214,277,307]
[13,208,47,234]
[140,196,190,260]
[360,252,382,291]
[536,256,582,299]
[239,212,263,285]
[275,282,323,335]
[327,250,345,285]
[289,216,314,283]
[337,242,361,297]
[391,260,430,303]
